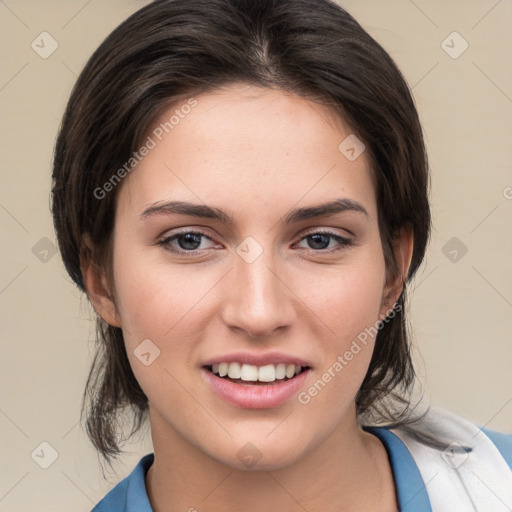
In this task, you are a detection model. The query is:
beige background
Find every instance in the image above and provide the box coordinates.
[1,0,511,510]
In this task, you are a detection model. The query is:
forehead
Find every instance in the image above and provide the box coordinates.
[116,83,377,222]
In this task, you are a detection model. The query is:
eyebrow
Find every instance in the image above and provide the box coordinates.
[139,198,369,224]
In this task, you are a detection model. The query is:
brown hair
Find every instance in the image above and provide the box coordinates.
[51,0,431,467]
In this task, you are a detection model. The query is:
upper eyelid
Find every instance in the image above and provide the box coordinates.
[300,228,352,238]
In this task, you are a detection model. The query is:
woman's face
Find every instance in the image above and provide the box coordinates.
[103,83,404,470]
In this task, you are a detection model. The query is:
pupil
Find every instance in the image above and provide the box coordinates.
[308,234,329,250]
[179,233,201,250]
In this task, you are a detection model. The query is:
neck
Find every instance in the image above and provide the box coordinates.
[145,404,398,512]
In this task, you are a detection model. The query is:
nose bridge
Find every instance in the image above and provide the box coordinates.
[221,243,294,337]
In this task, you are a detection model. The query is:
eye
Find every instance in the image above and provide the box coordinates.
[157,230,218,253]
[295,231,353,252]
[157,229,353,255]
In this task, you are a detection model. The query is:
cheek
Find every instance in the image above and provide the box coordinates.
[337,266,386,338]
[111,249,208,407]
[111,241,206,339]
[295,249,387,339]
[295,249,386,394]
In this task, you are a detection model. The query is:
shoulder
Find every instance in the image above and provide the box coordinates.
[90,453,154,512]
[391,406,512,511]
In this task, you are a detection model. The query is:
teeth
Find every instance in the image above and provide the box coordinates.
[218,362,228,377]
[258,364,276,382]
[240,364,258,381]
[275,363,286,379]
[210,361,307,383]
[227,362,242,379]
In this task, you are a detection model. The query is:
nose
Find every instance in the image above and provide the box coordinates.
[220,249,296,338]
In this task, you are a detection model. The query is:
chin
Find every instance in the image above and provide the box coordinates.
[205,430,312,472]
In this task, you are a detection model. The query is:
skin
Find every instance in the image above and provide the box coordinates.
[83,83,413,512]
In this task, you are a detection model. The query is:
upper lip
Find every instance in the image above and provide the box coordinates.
[202,351,312,368]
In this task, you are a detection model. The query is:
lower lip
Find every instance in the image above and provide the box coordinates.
[201,368,311,409]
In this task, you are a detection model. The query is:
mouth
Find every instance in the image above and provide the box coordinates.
[204,362,311,385]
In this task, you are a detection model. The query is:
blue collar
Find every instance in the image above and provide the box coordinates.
[92,453,154,512]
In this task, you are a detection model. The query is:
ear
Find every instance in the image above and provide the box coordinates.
[80,234,122,328]
[380,227,414,316]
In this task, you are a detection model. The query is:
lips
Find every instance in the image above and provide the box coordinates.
[200,351,312,408]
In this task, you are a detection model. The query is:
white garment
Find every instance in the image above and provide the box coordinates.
[392,407,512,512]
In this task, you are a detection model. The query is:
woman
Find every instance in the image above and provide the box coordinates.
[50,0,512,510]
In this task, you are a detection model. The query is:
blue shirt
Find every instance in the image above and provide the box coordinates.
[91,426,512,512]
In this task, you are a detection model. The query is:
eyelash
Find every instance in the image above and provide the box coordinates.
[156,229,354,255]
